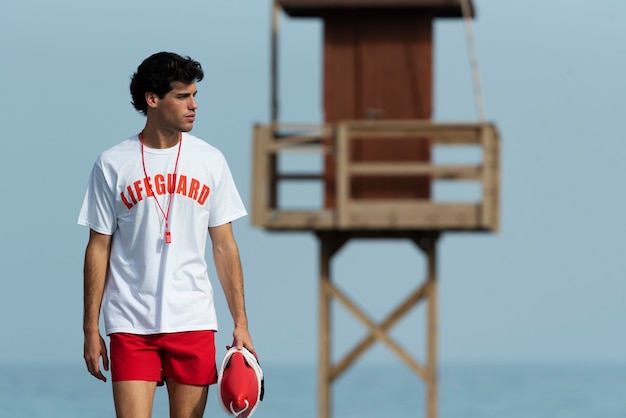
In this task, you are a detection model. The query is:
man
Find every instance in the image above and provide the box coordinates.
[78,52,254,418]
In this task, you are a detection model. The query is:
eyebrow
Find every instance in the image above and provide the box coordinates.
[175,91,197,97]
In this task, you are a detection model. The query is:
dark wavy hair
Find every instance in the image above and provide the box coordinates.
[130,52,204,115]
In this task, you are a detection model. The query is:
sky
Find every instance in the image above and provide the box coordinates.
[0,0,625,371]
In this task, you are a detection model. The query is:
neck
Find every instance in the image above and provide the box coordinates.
[140,127,181,149]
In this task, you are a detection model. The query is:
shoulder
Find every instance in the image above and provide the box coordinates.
[182,133,227,161]
[96,136,140,166]
[88,136,141,184]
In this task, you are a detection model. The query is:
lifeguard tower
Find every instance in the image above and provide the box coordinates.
[251,1,500,417]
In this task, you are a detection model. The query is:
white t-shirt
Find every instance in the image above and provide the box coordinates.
[78,133,247,335]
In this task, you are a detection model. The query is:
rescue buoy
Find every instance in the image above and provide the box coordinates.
[217,346,264,418]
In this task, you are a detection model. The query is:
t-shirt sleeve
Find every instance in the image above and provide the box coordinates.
[77,160,117,235]
[207,154,247,227]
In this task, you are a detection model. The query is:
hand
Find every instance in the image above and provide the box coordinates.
[232,325,254,354]
[83,331,109,382]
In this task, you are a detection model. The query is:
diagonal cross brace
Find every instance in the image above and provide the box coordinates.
[324,278,433,381]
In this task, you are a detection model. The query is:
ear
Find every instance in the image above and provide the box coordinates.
[145,92,159,109]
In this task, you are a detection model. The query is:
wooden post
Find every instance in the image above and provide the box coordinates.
[317,232,348,418]
[270,0,279,123]
[336,123,350,228]
[426,237,439,418]
[414,233,439,418]
[318,235,331,418]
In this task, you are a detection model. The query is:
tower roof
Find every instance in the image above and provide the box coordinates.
[278,0,475,18]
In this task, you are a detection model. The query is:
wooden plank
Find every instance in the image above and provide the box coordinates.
[345,121,491,145]
[273,122,333,134]
[346,120,481,129]
[347,201,478,212]
[346,120,484,131]
[493,127,501,231]
[480,124,499,231]
[270,124,486,147]
[430,134,481,145]
[275,173,324,181]
[349,163,482,179]
[271,127,480,145]
[347,131,480,145]
[344,202,482,229]
[269,136,326,148]
[338,217,480,230]
[348,129,479,143]
[336,124,351,228]
[251,125,271,227]
[259,210,492,230]
[263,210,335,229]
[480,125,493,229]
[259,205,486,230]
[270,145,328,154]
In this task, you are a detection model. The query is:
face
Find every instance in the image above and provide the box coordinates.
[146,81,198,133]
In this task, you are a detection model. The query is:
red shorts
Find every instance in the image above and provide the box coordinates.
[109,331,217,386]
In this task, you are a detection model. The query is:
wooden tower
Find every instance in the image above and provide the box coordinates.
[251,1,500,417]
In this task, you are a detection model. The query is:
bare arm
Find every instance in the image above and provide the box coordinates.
[83,229,112,382]
[209,222,254,352]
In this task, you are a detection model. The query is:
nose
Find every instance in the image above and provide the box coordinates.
[189,96,198,110]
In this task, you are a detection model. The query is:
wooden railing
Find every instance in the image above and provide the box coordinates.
[251,120,500,232]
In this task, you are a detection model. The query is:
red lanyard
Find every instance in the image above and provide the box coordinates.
[139,132,182,244]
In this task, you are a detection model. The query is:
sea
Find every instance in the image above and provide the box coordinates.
[0,362,624,418]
